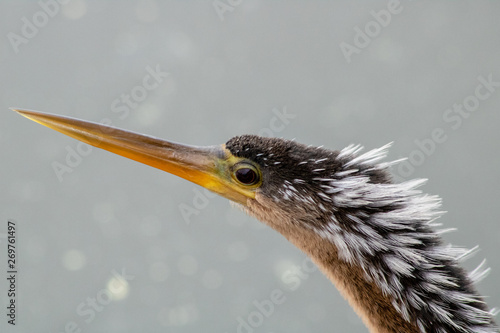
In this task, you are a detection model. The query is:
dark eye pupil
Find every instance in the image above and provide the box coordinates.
[235,168,257,184]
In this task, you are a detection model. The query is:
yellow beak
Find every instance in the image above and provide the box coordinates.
[12,108,253,205]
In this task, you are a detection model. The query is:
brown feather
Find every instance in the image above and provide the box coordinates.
[247,194,420,333]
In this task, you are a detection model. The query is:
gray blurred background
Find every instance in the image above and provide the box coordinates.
[1,1,499,332]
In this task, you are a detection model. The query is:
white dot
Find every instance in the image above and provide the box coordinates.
[166,304,199,326]
[107,276,130,301]
[177,255,198,276]
[135,104,163,127]
[275,259,301,284]
[201,269,223,290]
[149,262,169,282]
[62,0,87,20]
[157,305,200,327]
[371,37,403,64]
[62,249,86,271]
[168,32,195,59]
[169,306,190,326]
[10,180,45,201]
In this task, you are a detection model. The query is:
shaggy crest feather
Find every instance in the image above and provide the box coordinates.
[309,143,499,333]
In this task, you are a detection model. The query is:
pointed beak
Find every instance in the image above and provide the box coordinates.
[12,108,252,205]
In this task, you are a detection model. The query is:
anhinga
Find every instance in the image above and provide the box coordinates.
[14,108,498,333]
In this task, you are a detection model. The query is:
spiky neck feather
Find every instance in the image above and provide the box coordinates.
[226,135,498,333]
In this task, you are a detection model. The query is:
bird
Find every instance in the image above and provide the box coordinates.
[13,108,498,333]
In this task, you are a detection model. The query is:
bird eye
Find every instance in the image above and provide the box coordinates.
[233,164,260,186]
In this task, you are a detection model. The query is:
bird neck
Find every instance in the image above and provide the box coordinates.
[247,198,417,332]
[285,224,420,333]
[246,190,498,333]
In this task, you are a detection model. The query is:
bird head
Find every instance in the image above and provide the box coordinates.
[224,135,393,231]
[13,108,392,234]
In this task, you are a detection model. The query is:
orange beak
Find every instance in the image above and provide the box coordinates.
[12,108,253,205]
